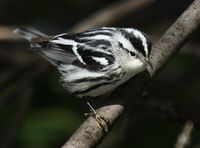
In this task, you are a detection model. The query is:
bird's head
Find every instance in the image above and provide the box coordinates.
[115,28,154,71]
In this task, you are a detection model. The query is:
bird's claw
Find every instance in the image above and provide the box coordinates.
[85,102,110,132]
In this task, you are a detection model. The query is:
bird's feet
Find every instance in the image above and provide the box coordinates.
[85,102,110,132]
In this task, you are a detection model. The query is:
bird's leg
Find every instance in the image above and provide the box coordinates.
[85,102,110,132]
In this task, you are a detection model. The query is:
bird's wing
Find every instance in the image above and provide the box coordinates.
[35,32,115,70]
[34,38,78,66]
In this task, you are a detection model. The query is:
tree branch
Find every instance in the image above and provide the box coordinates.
[149,0,200,75]
[175,121,194,148]
[70,0,155,33]
[62,0,200,147]
[0,0,154,41]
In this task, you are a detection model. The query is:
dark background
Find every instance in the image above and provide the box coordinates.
[0,0,200,148]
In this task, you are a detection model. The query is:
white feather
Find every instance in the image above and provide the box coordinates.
[92,57,109,66]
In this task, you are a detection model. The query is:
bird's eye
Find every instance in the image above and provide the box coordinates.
[130,51,136,57]
[118,42,123,48]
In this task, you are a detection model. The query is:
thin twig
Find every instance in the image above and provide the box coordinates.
[70,0,155,33]
[0,0,155,39]
[133,97,200,125]
[0,26,19,40]
[175,121,194,148]
[62,0,200,147]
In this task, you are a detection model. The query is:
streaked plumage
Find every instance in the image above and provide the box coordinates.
[14,27,152,97]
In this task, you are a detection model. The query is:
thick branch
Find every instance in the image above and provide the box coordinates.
[62,0,200,148]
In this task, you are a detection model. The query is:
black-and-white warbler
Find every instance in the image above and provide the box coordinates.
[14,27,154,98]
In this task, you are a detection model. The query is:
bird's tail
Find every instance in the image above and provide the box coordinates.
[13,27,47,41]
[14,27,59,66]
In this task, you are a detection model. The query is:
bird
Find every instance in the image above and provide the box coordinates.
[14,27,154,98]
[14,27,154,131]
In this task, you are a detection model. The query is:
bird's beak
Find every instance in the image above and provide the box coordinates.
[145,58,155,71]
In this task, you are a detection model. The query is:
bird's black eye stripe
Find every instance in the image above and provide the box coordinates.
[130,51,135,57]
[129,38,145,57]
[120,29,146,57]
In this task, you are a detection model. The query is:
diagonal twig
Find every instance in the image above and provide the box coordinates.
[70,0,156,33]
[175,121,194,148]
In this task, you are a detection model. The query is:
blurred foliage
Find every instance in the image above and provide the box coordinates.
[17,107,81,148]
